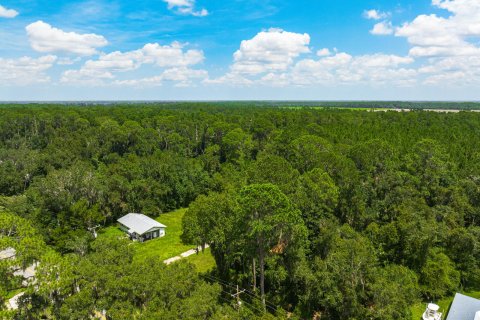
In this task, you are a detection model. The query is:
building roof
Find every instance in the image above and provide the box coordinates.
[446,293,480,320]
[13,263,37,279]
[117,213,166,235]
[0,247,16,260]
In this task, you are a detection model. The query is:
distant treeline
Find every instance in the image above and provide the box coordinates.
[1,100,480,110]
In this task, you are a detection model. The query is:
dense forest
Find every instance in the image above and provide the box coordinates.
[1,104,480,319]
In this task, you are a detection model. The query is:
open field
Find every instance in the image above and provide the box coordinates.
[97,208,215,272]
[284,106,480,112]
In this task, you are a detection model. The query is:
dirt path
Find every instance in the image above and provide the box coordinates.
[163,244,210,265]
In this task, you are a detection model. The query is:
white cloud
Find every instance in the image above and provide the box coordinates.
[204,73,254,86]
[61,42,207,85]
[363,9,389,20]
[163,0,208,17]
[418,55,480,84]
[317,48,331,56]
[370,21,394,35]
[229,28,310,76]
[61,68,114,85]
[26,21,108,56]
[209,28,417,87]
[353,54,414,67]
[389,0,480,86]
[5,1,480,93]
[142,42,204,67]
[290,53,415,86]
[114,67,208,87]
[208,25,417,88]
[423,71,469,85]
[260,72,290,87]
[0,55,57,85]
[395,0,480,57]
[57,57,82,65]
[82,50,144,73]
[0,4,18,18]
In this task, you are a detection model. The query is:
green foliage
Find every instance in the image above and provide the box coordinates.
[2,104,480,318]
[0,210,46,310]
[368,265,419,319]
[420,248,460,300]
[289,135,332,173]
[293,168,339,232]
[247,152,300,195]
[19,238,234,319]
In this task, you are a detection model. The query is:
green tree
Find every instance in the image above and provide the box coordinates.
[289,135,331,173]
[237,184,306,308]
[247,152,300,195]
[182,191,240,276]
[221,128,254,165]
[367,265,419,319]
[293,168,339,235]
[420,248,460,299]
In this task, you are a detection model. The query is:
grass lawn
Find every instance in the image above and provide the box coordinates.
[187,247,216,273]
[97,208,215,272]
[133,208,193,262]
[282,106,374,111]
[5,288,24,300]
[410,291,480,320]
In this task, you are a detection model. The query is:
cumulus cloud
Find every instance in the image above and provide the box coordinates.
[391,0,480,85]
[228,28,310,76]
[26,21,108,56]
[370,21,394,35]
[61,42,207,85]
[61,68,114,86]
[163,0,208,17]
[5,0,480,91]
[363,9,389,20]
[0,4,18,18]
[57,57,82,65]
[289,53,416,86]
[142,42,204,67]
[204,73,254,86]
[207,29,310,85]
[395,0,480,57]
[317,48,331,57]
[0,55,57,85]
[209,28,415,87]
[114,68,208,87]
[419,55,480,84]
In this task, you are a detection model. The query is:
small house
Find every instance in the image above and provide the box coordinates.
[446,293,480,320]
[117,213,166,242]
[1,247,38,286]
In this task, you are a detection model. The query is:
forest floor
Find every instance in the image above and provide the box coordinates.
[410,291,480,319]
[98,208,215,273]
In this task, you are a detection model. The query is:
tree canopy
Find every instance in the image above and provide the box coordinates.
[1,103,480,319]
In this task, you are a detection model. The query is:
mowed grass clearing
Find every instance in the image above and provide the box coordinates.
[281,106,374,111]
[97,208,215,272]
[410,291,480,320]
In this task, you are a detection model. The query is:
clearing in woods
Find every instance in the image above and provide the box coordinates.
[98,208,215,273]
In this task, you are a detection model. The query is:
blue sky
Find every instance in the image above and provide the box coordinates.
[0,0,479,100]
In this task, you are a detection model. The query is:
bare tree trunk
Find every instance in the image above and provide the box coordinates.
[259,247,266,310]
[252,258,256,291]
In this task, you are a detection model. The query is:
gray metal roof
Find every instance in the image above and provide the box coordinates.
[0,247,16,260]
[117,213,166,235]
[446,293,480,320]
[13,263,37,279]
